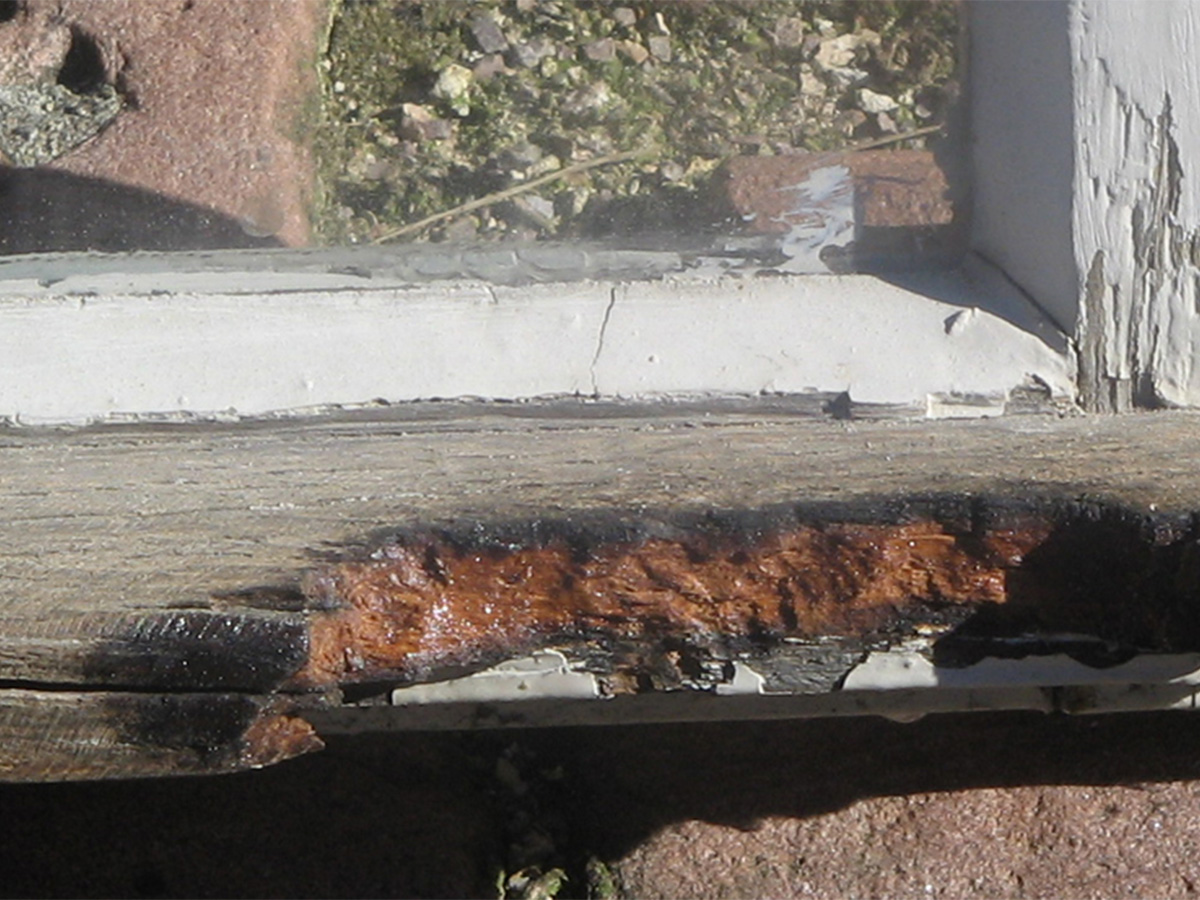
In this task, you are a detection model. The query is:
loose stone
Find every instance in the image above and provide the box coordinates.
[469,11,508,54]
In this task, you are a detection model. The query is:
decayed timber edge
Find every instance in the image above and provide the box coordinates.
[6,405,1200,780]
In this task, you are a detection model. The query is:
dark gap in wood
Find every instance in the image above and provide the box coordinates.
[57,25,107,94]
[0,678,271,695]
[211,584,321,613]
[0,691,323,781]
[0,392,922,439]
[93,692,323,780]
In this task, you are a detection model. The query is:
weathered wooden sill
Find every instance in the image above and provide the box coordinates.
[6,403,1200,780]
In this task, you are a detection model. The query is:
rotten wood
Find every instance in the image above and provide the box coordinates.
[295,492,1199,694]
[300,511,1029,688]
[6,405,1200,779]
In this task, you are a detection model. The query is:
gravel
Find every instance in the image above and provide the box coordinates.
[314,0,959,245]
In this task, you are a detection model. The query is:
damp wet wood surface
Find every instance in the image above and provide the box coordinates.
[5,404,1200,779]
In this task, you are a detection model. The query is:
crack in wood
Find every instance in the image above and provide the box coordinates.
[76,611,311,692]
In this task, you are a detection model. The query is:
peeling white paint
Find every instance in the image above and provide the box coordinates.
[925,393,1008,420]
[1071,0,1200,409]
[972,1,1200,410]
[715,661,768,696]
[315,648,1200,734]
[390,650,601,705]
[841,649,1200,692]
[772,164,855,273]
[842,650,938,690]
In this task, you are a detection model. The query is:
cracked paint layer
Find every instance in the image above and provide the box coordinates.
[1072,2,1200,409]
[589,287,617,396]
[589,273,1072,403]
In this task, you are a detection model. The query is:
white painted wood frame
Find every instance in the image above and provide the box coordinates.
[971,0,1200,411]
[8,2,1155,425]
[3,1,1192,422]
[0,247,1070,424]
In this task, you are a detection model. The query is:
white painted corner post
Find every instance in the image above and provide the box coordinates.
[971,0,1200,411]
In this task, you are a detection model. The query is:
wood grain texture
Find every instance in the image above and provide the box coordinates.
[5,405,1200,778]
[3,406,1200,673]
[0,690,321,781]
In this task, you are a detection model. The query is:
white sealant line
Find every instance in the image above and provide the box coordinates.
[841,649,1200,691]
[312,648,1200,735]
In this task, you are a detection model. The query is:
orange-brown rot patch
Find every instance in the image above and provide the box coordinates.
[239,713,324,769]
[297,518,1054,688]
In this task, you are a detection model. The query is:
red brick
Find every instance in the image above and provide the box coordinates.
[714,148,955,234]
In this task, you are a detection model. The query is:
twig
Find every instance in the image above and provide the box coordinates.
[320,0,343,68]
[799,123,945,169]
[370,123,942,244]
[372,148,649,244]
[841,122,944,153]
